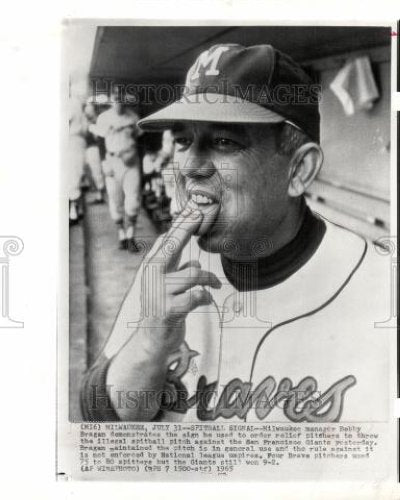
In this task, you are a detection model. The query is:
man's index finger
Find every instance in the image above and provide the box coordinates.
[152,206,203,271]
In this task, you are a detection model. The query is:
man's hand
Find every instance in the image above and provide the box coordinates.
[138,203,222,355]
[105,203,222,420]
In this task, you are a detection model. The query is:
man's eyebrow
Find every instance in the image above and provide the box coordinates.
[209,123,248,135]
[170,122,250,138]
[171,124,185,133]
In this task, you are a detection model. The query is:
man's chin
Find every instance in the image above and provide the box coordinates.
[197,232,221,254]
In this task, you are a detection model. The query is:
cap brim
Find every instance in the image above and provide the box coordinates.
[138,93,285,131]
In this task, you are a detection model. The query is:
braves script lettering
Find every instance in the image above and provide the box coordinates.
[161,345,356,422]
[163,373,356,422]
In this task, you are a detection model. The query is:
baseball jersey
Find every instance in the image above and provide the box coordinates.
[81,213,392,423]
[94,107,141,157]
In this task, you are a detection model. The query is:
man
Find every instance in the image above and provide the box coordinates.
[81,44,391,423]
[84,100,106,204]
[68,94,88,223]
[94,92,142,251]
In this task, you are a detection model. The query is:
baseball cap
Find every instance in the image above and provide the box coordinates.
[138,43,321,142]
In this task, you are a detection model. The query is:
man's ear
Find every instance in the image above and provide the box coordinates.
[288,143,323,197]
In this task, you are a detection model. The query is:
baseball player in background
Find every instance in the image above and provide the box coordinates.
[84,100,106,204]
[81,44,391,423]
[94,91,142,252]
[68,95,88,223]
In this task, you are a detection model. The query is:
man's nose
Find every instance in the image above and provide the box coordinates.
[178,155,216,179]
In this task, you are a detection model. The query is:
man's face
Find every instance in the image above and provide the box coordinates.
[172,122,294,258]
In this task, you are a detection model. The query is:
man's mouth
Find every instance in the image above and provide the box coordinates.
[188,190,220,206]
[185,188,221,236]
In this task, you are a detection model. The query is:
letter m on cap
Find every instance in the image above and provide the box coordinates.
[189,46,230,81]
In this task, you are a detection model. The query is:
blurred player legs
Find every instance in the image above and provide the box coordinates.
[85,144,105,203]
[68,135,86,223]
[103,154,141,251]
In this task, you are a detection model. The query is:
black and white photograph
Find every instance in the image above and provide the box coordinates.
[60,21,397,481]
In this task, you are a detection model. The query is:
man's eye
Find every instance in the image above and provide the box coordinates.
[174,137,192,149]
[213,137,241,151]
